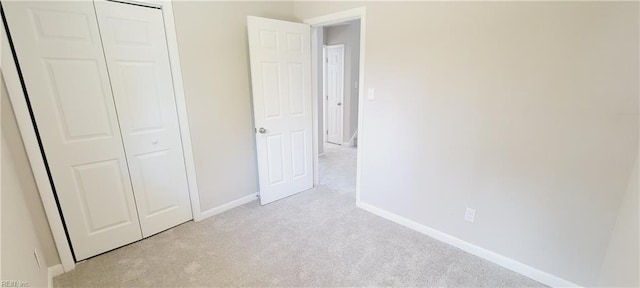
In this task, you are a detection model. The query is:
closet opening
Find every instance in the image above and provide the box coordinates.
[1,0,200,271]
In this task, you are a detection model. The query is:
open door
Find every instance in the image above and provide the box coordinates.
[247,17,313,205]
[325,45,345,145]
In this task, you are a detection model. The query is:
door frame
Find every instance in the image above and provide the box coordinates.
[322,44,327,148]
[305,7,366,205]
[0,0,202,272]
[324,44,345,145]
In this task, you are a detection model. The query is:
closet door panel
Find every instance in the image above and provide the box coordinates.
[3,1,143,260]
[95,1,193,237]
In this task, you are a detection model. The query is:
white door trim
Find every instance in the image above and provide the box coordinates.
[305,7,366,205]
[322,45,327,144]
[1,15,77,272]
[0,0,202,271]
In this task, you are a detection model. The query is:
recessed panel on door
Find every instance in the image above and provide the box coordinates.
[266,134,285,185]
[288,63,304,116]
[261,62,282,119]
[118,62,164,133]
[132,150,181,217]
[95,1,192,237]
[72,159,134,234]
[44,59,113,141]
[3,1,143,260]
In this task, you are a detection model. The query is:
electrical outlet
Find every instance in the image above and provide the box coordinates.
[33,250,41,268]
[465,208,476,223]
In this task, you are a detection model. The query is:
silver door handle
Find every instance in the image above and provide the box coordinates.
[258,127,267,134]
[337,102,342,106]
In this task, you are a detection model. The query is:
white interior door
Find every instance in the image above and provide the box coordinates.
[95,1,192,237]
[247,17,313,205]
[3,1,142,260]
[325,45,344,145]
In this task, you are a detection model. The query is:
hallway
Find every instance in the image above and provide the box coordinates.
[318,143,357,198]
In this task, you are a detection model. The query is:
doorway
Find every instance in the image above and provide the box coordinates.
[246,8,366,205]
[316,19,362,198]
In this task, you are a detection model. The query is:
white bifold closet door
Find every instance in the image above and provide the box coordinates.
[3,0,192,261]
[94,1,192,238]
[3,1,143,260]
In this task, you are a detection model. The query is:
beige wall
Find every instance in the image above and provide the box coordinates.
[1,72,59,285]
[598,156,639,287]
[172,1,295,211]
[295,2,638,286]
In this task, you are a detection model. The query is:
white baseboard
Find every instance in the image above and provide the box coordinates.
[197,193,258,221]
[356,202,581,288]
[343,141,358,147]
[48,264,64,288]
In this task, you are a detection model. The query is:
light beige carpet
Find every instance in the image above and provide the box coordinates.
[54,144,544,287]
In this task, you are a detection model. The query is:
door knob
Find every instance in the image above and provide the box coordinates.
[337,102,342,106]
[258,127,267,134]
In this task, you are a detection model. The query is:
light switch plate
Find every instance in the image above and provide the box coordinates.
[465,208,476,223]
[367,88,375,100]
